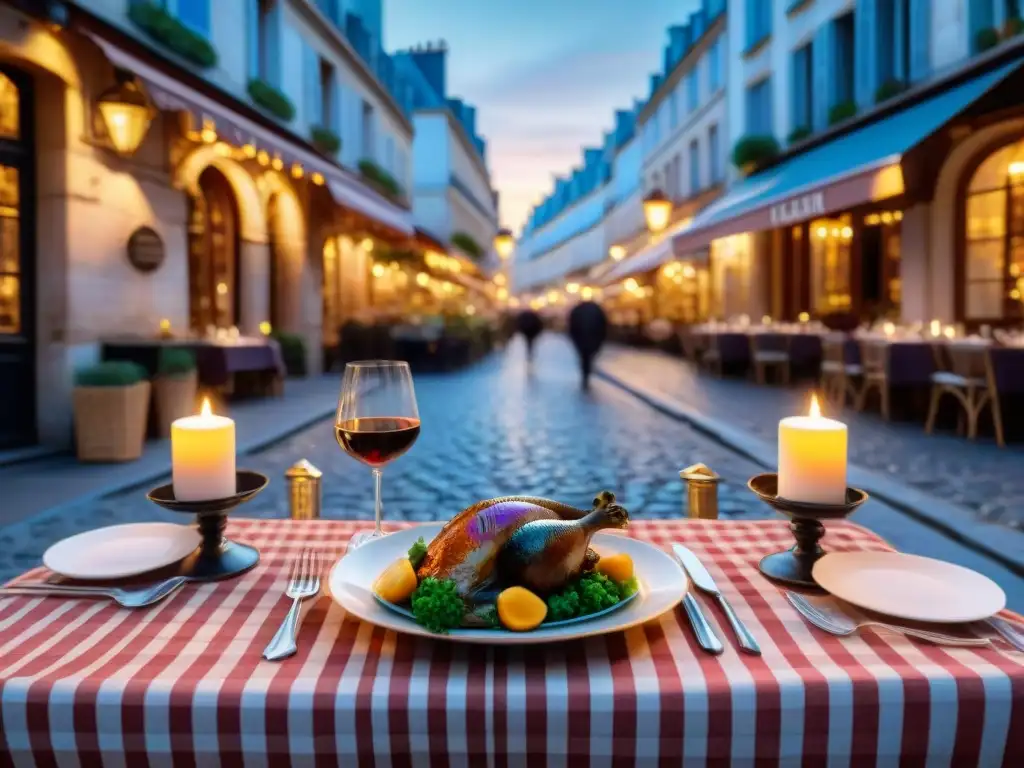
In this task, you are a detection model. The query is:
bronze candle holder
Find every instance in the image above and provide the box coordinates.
[748,473,867,588]
[147,470,268,581]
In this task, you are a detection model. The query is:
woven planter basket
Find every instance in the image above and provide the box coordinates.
[73,381,151,462]
[154,371,198,437]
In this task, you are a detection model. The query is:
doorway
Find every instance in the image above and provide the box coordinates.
[0,65,35,449]
[188,166,240,331]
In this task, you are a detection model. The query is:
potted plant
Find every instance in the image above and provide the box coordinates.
[875,78,907,104]
[154,348,197,437]
[787,126,812,145]
[828,100,857,126]
[73,361,151,462]
[976,26,1000,52]
[270,331,308,376]
[731,135,780,174]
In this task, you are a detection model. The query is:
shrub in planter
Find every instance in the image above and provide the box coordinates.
[73,362,151,462]
[828,100,857,126]
[271,331,307,376]
[247,79,295,122]
[128,1,217,69]
[154,348,197,438]
[875,78,907,104]
[358,159,403,199]
[731,135,780,173]
[311,125,341,155]
[976,26,1000,52]
[787,126,812,145]
[451,232,484,260]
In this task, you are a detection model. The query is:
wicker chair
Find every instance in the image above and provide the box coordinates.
[925,342,994,441]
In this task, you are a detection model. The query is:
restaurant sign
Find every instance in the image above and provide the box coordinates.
[768,191,825,227]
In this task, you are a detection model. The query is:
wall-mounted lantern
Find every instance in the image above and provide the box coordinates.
[643,188,673,233]
[96,73,155,156]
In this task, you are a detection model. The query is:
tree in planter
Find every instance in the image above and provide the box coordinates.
[73,362,151,462]
[828,100,857,126]
[128,1,217,69]
[310,125,341,155]
[731,135,780,174]
[154,348,197,437]
[451,232,484,261]
[247,79,295,122]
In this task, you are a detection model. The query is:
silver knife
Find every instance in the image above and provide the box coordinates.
[673,544,761,655]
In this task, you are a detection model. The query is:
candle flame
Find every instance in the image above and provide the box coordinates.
[200,398,212,417]
[809,394,821,419]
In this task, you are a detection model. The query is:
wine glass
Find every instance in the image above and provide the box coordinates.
[336,361,420,548]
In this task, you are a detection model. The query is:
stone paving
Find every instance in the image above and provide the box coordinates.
[0,336,767,581]
[600,344,1024,529]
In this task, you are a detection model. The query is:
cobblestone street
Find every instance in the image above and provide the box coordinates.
[0,337,766,580]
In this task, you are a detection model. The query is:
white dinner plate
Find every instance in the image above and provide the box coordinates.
[812,551,1007,623]
[328,524,688,644]
[43,523,202,580]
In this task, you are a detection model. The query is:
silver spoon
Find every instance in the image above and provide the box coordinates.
[0,576,188,608]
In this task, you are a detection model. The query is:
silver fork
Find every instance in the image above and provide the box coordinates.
[263,548,322,661]
[786,592,995,648]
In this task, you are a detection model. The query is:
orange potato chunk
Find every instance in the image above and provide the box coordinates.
[496,586,548,631]
[374,557,419,604]
[596,553,634,583]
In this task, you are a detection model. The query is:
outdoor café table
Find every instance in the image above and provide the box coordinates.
[2,519,1022,765]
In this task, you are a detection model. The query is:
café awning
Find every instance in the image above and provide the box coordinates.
[671,58,1023,255]
[85,32,415,236]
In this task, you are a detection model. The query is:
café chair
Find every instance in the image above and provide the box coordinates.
[820,335,861,407]
[749,332,791,385]
[925,342,993,441]
[702,332,750,377]
[985,346,1024,447]
[856,340,891,419]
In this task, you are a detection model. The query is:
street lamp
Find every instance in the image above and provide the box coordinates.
[643,189,673,233]
[494,228,515,260]
[96,74,154,156]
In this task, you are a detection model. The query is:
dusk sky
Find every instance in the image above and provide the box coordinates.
[384,0,699,232]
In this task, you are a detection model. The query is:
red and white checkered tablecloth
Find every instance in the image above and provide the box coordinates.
[1,518,1022,766]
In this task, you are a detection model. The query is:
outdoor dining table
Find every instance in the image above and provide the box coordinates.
[102,337,286,389]
[1,518,1022,765]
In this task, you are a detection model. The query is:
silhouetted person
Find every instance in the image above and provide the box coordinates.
[516,309,543,360]
[568,300,608,389]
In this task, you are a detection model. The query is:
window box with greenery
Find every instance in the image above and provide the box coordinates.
[358,159,403,200]
[875,79,907,104]
[247,79,295,122]
[976,26,1000,52]
[311,125,341,156]
[73,362,151,462]
[154,348,197,438]
[451,232,484,261]
[731,135,780,174]
[828,100,857,126]
[787,126,812,145]
[128,1,217,69]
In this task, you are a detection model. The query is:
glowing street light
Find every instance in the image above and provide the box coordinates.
[494,228,515,260]
[643,189,673,233]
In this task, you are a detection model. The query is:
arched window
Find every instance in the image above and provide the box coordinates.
[962,139,1024,322]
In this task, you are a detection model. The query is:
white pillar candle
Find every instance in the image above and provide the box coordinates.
[171,398,236,501]
[778,395,847,504]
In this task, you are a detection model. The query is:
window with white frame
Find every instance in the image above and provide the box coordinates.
[745,77,772,136]
[361,100,375,160]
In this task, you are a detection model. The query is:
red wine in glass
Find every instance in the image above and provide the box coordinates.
[335,417,421,467]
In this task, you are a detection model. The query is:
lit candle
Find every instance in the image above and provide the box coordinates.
[171,398,236,501]
[778,395,848,504]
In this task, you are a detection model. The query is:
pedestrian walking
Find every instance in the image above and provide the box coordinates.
[568,300,608,390]
[516,309,543,361]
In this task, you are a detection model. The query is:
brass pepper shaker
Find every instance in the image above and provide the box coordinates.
[679,463,720,520]
[286,460,322,520]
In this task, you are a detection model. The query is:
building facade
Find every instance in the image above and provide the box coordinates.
[393,42,498,262]
[0,0,490,450]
